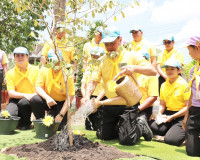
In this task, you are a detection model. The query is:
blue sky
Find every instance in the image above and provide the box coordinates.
[40,0,200,64]
[106,0,200,64]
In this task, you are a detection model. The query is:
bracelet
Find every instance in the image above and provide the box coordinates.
[59,113,64,118]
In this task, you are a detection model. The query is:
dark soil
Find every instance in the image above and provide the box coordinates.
[3,130,136,160]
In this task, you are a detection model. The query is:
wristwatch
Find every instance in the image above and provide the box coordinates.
[59,113,64,118]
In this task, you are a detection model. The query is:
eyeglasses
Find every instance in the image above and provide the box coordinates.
[163,41,172,45]
[14,54,26,58]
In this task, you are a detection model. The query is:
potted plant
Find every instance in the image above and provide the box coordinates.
[0,110,20,134]
[32,115,60,139]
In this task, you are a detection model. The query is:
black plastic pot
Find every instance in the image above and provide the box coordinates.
[0,116,20,134]
[33,119,60,139]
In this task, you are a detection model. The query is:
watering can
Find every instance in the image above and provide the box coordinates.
[113,72,142,107]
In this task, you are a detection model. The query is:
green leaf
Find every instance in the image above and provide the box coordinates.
[34,20,38,27]
[114,16,117,21]
[92,11,95,18]
[121,11,125,18]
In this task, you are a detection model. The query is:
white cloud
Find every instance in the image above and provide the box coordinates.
[175,18,200,45]
[151,0,200,24]
[122,0,154,17]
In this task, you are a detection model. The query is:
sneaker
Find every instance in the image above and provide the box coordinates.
[137,117,153,141]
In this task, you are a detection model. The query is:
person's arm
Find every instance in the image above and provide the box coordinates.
[81,82,87,98]
[55,95,74,122]
[96,90,105,101]
[157,63,168,80]
[40,55,47,67]
[138,96,157,111]
[2,63,8,84]
[8,90,36,101]
[151,56,157,68]
[165,101,188,123]
[158,100,166,116]
[182,93,192,130]
[119,64,157,77]
[81,81,98,103]
[35,86,57,108]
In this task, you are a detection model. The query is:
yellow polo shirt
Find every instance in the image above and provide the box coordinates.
[91,47,151,98]
[41,38,74,63]
[36,67,75,101]
[130,38,156,63]
[81,66,103,96]
[83,38,106,63]
[6,64,39,94]
[157,48,184,74]
[160,76,191,111]
[138,74,159,105]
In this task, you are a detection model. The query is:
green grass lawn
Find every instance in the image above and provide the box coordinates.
[0,126,199,160]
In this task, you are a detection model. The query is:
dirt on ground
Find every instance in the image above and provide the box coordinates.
[3,131,136,160]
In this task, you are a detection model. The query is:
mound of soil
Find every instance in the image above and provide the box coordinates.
[3,131,136,160]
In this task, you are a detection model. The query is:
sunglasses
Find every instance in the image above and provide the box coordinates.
[163,41,173,45]
[132,31,140,34]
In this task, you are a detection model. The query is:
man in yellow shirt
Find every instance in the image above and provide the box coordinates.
[157,36,184,93]
[83,26,157,145]
[83,27,106,68]
[137,53,159,124]
[30,50,75,130]
[40,25,75,67]
[6,47,39,130]
[129,25,157,67]
[0,49,8,110]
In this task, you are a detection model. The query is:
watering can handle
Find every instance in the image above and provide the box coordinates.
[113,72,139,87]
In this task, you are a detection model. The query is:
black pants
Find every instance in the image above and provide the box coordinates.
[95,101,142,145]
[138,106,153,123]
[6,98,32,127]
[30,95,67,130]
[150,110,185,146]
[85,96,106,131]
[158,76,165,95]
[186,106,200,157]
[0,70,3,110]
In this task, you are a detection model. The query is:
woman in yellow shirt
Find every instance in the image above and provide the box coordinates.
[151,58,190,146]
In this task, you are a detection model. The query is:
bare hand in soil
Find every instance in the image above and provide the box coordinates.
[46,97,57,108]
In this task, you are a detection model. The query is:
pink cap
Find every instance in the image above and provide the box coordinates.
[186,36,200,46]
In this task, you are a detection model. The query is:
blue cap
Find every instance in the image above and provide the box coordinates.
[90,47,105,56]
[101,26,120,43]
[161,58,181,69]
[163,35,174,41]
[47,49,62,61]
[142,53,150,60]
[129,25,142,33]
[13,47,29,55]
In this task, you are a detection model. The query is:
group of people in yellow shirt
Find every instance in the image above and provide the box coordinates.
[2,23,200,157]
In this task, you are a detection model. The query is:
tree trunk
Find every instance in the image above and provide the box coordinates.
[54,0,66,23]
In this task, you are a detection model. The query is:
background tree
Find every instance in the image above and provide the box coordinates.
[0,0,46,53]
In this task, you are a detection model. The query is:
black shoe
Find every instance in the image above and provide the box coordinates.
[137,117,153,141]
